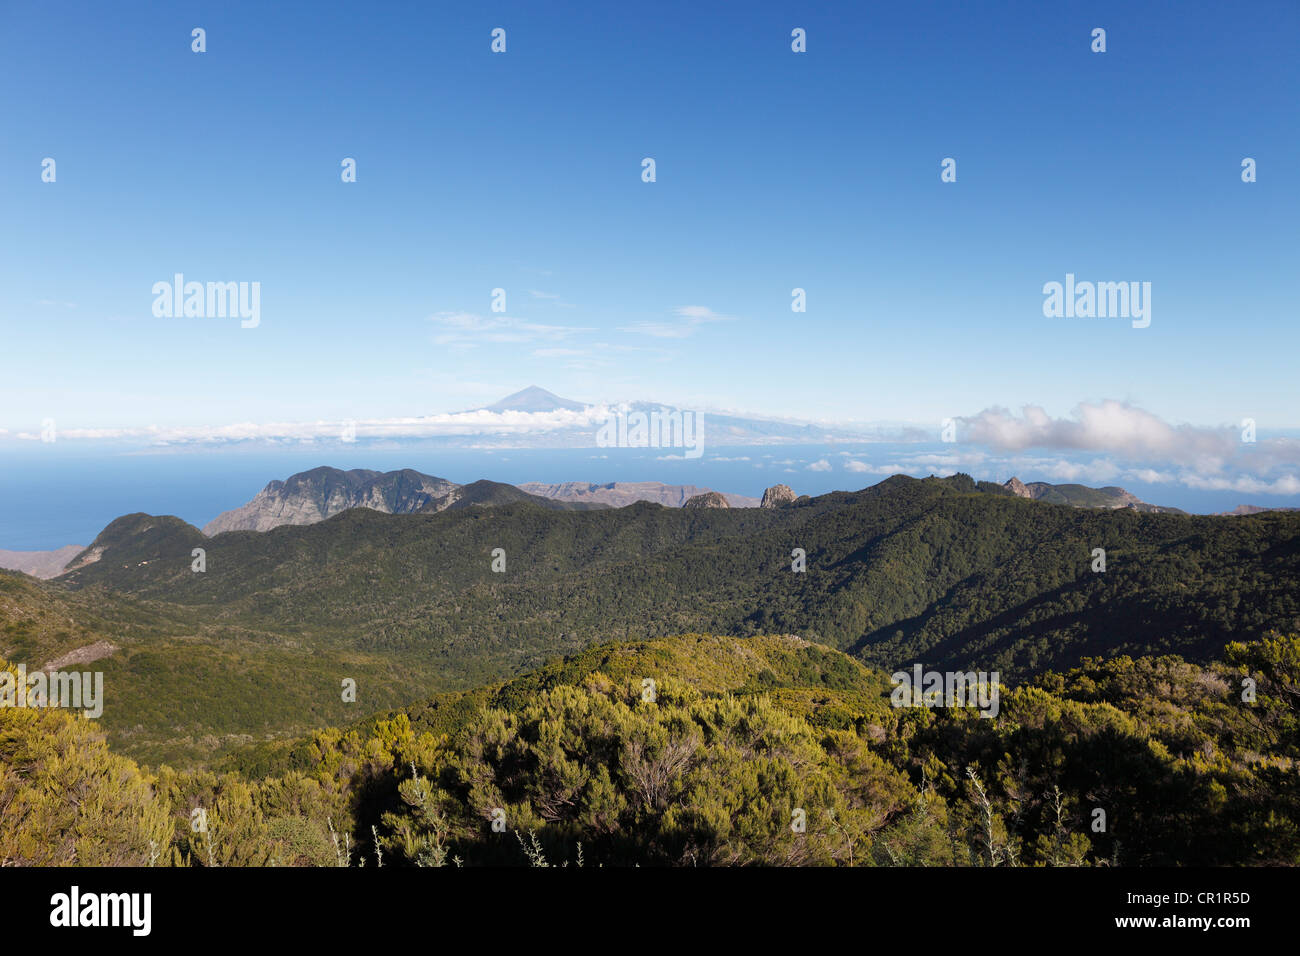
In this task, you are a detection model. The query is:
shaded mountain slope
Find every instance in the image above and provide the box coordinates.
[58,475,1300,683]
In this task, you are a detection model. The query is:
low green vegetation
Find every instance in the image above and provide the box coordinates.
[3,631,1296,866]
[10,474,1291,764]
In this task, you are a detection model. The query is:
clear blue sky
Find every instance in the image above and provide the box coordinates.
[1,0,1296,433]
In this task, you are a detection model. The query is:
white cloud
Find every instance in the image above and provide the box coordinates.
[1182,473,1300,495]
[622,305,737,339]
[896,452,988,470]
[808,459,832,472]
[428,311,590,348]
[995,456,1122,484]
[958,401,1239,464]
[847,461,913,475]
[528,290,574,307]
[946,401,1300,495]
[1132,468,1174,483]
[673,305,727,321]
[621,322,695,339]
[9,406,619,445]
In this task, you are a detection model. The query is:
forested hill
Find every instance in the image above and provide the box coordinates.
[58,473,1300,681]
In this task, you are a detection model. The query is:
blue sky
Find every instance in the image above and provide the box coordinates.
[0,0,1296,499]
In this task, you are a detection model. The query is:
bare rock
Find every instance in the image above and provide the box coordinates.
[42,640,119,671]
[682,492,731,509]
[760,484,797,509]
[0,544,85,579]
[1003,477,1033,498]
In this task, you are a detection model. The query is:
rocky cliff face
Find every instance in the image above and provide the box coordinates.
[761,484,796,508]
[1003,477,1033,499]
[202,469,609,535]
[682,492,731,509]
[204,467,458,534]
[519,481,759,508]
[0,544,86,579]
[208,470,768,533]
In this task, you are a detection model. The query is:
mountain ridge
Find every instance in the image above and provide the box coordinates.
[1217,504,1300,516]
[61,472,1300,685]
[519,480,760,509]
[999,476,1184,513]
[202,466,601,534]
[202,464,1195,540]
[0,545,85,579]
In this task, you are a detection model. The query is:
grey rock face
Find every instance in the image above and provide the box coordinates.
[760,484,796,508]
[1003,477,1033,498]
[682,492,731,509]
[0,544,86,579]
[204,467,458,534]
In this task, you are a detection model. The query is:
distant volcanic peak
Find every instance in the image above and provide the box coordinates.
[479,386,589,414]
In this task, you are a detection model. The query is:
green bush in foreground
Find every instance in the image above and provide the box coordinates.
[1,630,1297,867]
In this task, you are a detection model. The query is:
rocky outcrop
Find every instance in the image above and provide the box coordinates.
[202,468,608,535]
[204,467,459,534]
[999,477,1183,514]
[761,484,796,508]
[682,492,731,509]
[42,640,119,671]
[519,481,759,509]
[62,545,104,573]
[208,467,768,532]
[1003,477,1032,499]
